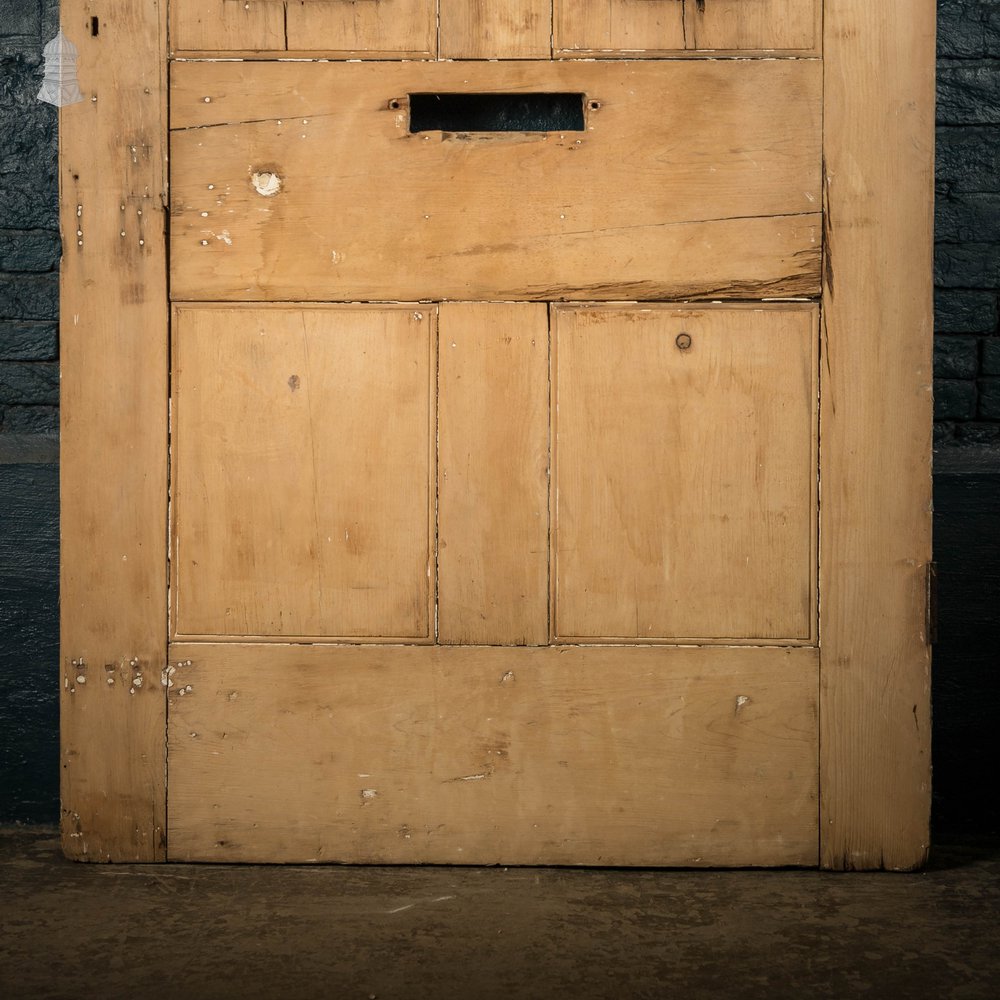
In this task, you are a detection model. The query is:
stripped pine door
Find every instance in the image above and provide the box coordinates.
[60,0,934,868]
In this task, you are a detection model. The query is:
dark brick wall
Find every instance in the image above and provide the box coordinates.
[935,1,1000,445]
[0,0,59,437]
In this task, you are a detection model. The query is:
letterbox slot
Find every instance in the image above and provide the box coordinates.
[408,92,586,133]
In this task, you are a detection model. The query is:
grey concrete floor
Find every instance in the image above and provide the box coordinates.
[1,827,999,1000]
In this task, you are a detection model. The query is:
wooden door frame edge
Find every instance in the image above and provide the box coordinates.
[59,1,169,861]
[818,1,935,870]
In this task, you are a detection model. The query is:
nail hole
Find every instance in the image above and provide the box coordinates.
[388,99,401,110]
[588,100,601,111]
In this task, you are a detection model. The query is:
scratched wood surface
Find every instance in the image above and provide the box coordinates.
[167,643,819,866]
[437,303,550,646]
[439,0,551,58]
[171,304,436,641]
[60,0,168,860]
[169,59,821,303]
[819,1,934,870]
[552,304,817,644]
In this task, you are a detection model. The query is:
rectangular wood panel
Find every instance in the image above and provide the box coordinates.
[285,0,436,58]
[554,0,686,56]
[440,0,551,58]
[167,644,820,867]
[60,1,168,860]
[169,59,822,302]
[819,2,934,869]
[685,0,820,54]
[172,304,436,641]
[438,303,550,646]
[552,304,817,643]
[170,0,285,52]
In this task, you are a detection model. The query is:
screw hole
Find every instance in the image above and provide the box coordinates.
[388,99,401,110]
[588,100,601,111]
[675,332,692,350]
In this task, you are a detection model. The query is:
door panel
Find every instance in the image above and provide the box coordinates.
[171,0,285,53]
[171,304,436,641]
[685,0,821,54]
[167,643,819,866]
[437,303,550,646]
[284,0,437,58]
[171,0,437,56]
[169,59,822,302]
[554,0,686,56]
[555,0,821,56]
[439,0,552,58]
[552,304,817,643]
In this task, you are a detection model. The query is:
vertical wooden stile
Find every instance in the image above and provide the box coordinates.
[59,1,169,860]
[819,2,935,869]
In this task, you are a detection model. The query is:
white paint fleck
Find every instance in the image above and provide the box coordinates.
[500,671,515,685]
[213,229,233,246]
[251,171,282,197]
[330,250,342,264]
[736,695,750,713]
[361,788,379,803]
[76,675,86,684]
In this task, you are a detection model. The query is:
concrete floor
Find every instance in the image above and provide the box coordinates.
[1,827,998,1000]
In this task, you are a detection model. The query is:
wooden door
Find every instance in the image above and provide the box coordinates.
[60,0,934,869]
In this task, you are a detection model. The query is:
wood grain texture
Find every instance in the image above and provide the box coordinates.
[285,0,436,57]
[437,303,549,646]
[552,304,817,643]
[169,59,822,303]
[60,1,168,860]
[167,643,819,866]
[554,0,686,55]
[172,304,436,641]
[440,0,551,58]
[820,2,935,870]
[170,0,285,52]
[684,0,820,54]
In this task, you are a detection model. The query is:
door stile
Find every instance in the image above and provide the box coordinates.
[59,0,170,860]
[819,2,935,869]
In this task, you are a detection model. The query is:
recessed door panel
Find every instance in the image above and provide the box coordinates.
[439,0,552,58]
[686,0,821,53]
[555,0,821,56]
[437,303,550,646]
[166,643,820,866]
[552,304,817,643]
[171,304,436,641]
[171,0,436,56]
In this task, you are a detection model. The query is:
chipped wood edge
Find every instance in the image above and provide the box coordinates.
[819,1,935,870]
[59,1,169,861]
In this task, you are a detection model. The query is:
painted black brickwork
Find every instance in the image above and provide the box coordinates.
[0,0,59,436]
[935,1,1000,445]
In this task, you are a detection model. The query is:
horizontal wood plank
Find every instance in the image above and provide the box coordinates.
[167,643,819,866]
[169,60,822,302]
